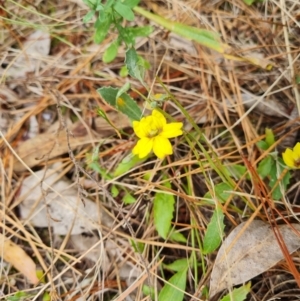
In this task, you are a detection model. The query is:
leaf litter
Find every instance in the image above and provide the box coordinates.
[1,0,300,300]
[210,220,300,297]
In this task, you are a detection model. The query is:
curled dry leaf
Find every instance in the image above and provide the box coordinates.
[210,220,300,297]
[19,167,113,235]
[0,233,39,284]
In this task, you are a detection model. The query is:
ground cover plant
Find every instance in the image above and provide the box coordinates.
[1,0,300,300]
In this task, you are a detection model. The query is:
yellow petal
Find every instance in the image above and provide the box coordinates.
[132,138,153,158]
[293,142,300,157]
[152,136,173,159]
[152,110,166,128]
[133,119,147,138]
[161,123,183,138]
[282,148,295,168]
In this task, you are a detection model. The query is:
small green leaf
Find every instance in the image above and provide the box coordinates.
[103,40,119,63]
[83,10,95,23]
[265,128,275,147]
[203,207,225,254]
[131,240,145,252]
[83,0,98,9]
[225,164,249,179]
[117,93,142,121]
[256,140,269,150]
[257,156,274,179]
[153,182,175,239]
[158,268,187,301]
[220,282,251,301]
[269,158,291,200]
[116,82,131,99]
[123,0,140,8]
[203,183,233,204]
[164,259,189,272]
[42,292,51,301]
[114,2,135,21]
[125,48,146,84]
[97,86,142,121]
[97,86,118,106]
[143,285,155,299]
[111,185,119,197]
[242,0,255,4]
[94,14,112,44]
[127,26,153,37]
[119,65,128,77]
[123,192,136,204]
[114,153,145,177]
[169,231,187,243]
[103,0,114,9]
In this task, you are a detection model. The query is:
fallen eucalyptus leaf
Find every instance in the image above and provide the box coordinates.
[210,220,300,297]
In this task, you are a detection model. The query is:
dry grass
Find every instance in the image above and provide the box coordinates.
[1,0,300,300]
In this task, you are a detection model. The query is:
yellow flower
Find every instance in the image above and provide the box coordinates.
[282,142,300,168]
[132,110,183,159]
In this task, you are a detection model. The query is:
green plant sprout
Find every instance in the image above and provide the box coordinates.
[256,128,291,200]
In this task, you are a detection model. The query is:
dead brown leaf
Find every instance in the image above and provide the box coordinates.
[13,111,131,172]
[0,233,39,284]
[210,220,300,297]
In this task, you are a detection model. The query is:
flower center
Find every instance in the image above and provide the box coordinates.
[294,158,300,167]
[147,129,159,138]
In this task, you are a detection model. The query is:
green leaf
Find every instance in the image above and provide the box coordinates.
[119,65,128,77]
[164,259,189,272]
[256,140,269,150]
[116,82,131,99]
[116,93,142,121]
[83,10,95,23]
[220,282,251,301]
[133,7,226,54]
[158,268,187,301]
[169,231,187,243]
[111,185,119,197]
[153,182,175,239]
[97,86,118,106]
[269,158,291,200]
[257,156,274,179]
[127,26,153,37]
[103,0,114,9]
[117,25,135,46]
[123,0,140,8]
[83,0,98,9]
[123,192,136,204]
[131,240,145,252]
[114,2,135,21]
[143,285,155,299]
[224,164,248,179]
[114,153,145,177]
[94,14,112,43]
[125,48,146,84]
[97,87,142,121]
[103,40,119,63]
[265,128,275,147]
[203,207,225,254]
[203,182,233,204]
[242,0,255,4]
